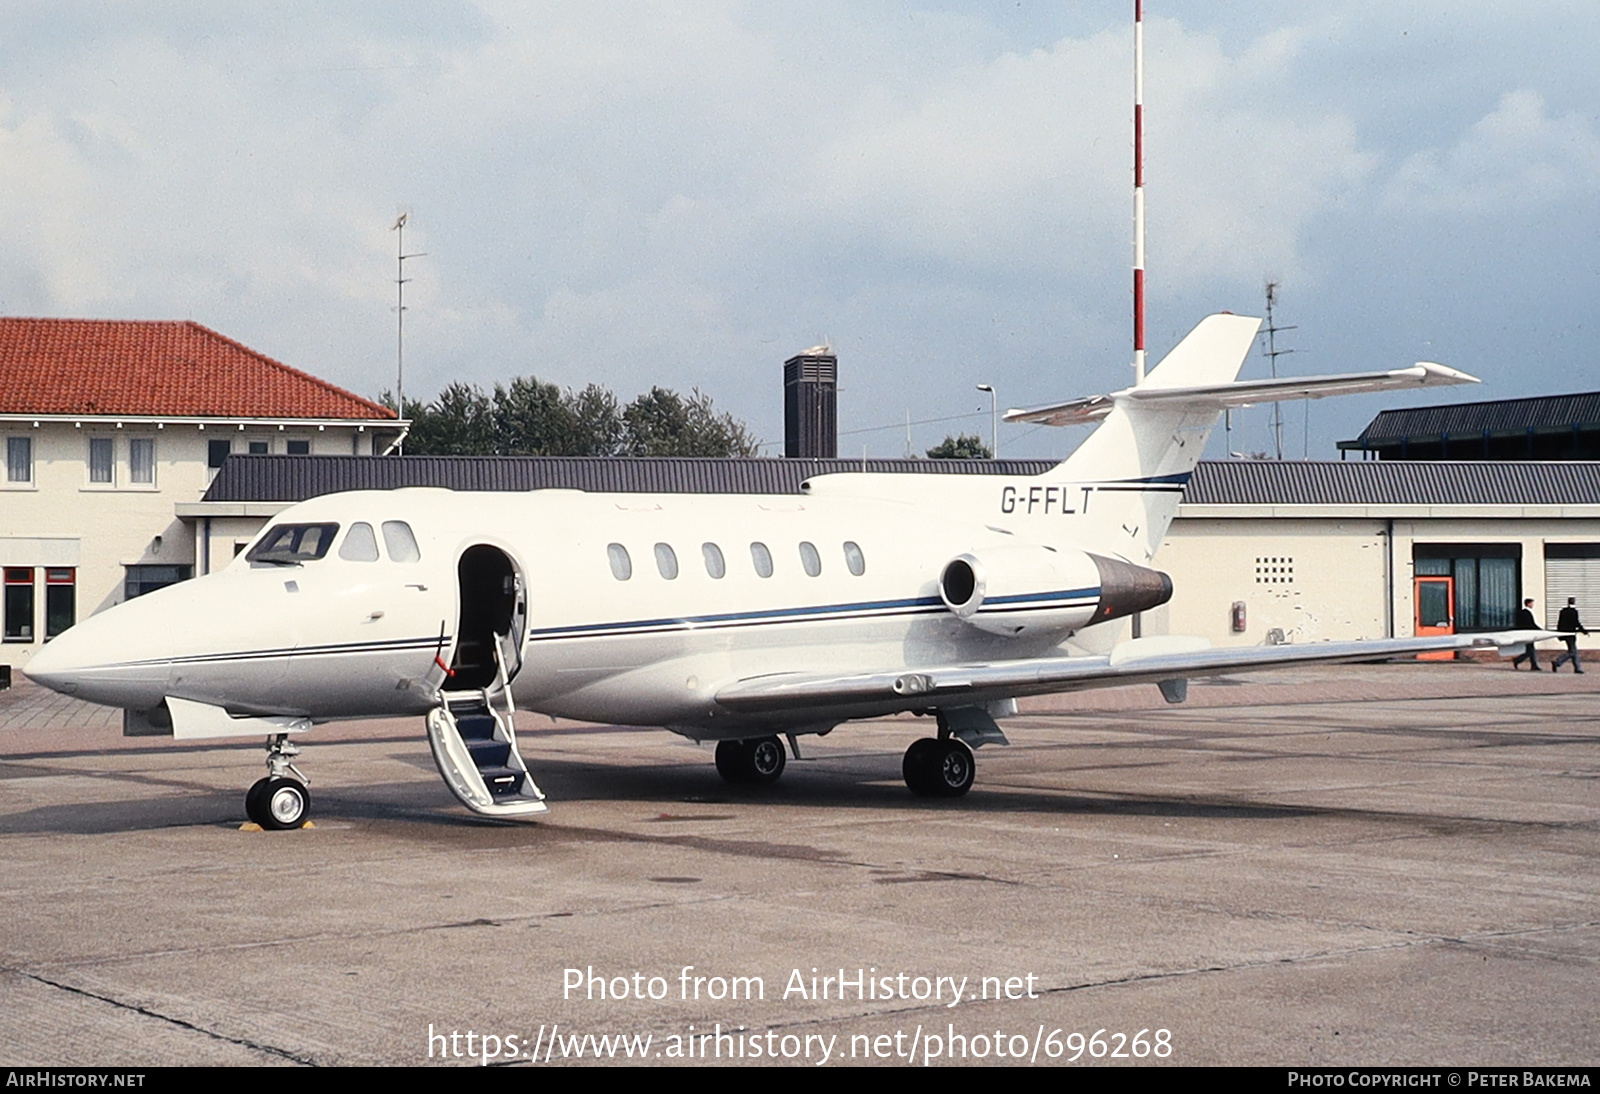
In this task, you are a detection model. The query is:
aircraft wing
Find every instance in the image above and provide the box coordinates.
[713,630,1550,715]
[1005,363,1479,427]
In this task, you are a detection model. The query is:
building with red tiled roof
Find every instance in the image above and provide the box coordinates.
[1,318,405,670]
[0,318,395,421]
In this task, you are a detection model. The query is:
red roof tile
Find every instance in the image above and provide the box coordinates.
[0,318,397,420]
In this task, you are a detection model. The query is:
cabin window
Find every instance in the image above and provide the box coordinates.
[843,541,866,576]
[799,541,822,577]
[702,542,726,579]
[607,543,632,580]
[382,521,421,562]
[339,522,380,562]
[750,542,773,578]
[655,543,679,579]
[247,523,340,564]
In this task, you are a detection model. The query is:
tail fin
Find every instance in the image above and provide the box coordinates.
[1032,315,1262,564]
[1007,314,1479,566]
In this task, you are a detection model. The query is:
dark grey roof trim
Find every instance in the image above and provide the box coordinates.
[203,455,1060,503]
[1185,459,1600,507]
[1341,390,1600,448]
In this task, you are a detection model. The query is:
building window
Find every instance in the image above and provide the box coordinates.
[124,565,192,600]
[1415,544,1520,631]
[89,437,114,483]
[7,437,32,483]
[45,568,74,639]
[207,439,232,469]
[286,439,311,456]
[248,440,269,455]
[4,568,34,641]
[129,438,155,484]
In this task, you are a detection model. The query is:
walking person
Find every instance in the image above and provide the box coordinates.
[1551,597,1589,673]
[1512,598,1542,670]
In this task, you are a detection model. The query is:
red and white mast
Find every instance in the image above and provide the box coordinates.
[1132,0,1146,384]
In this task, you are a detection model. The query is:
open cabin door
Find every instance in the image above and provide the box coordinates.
[445,544,526,691]
[426,543,545,817]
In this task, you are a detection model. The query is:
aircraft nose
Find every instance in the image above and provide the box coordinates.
[21,591,176,710]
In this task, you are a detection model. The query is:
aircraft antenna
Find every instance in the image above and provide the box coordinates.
[1261,281,1297,460]
[1132,0,1146,385]
[392,212,427,453]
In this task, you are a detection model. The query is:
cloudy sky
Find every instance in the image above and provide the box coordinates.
[3,2,1597,458]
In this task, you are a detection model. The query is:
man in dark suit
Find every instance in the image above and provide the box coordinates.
[1551,597,1588,673]
[1512,598,1541,670]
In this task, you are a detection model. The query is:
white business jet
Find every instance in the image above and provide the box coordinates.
[25,315,1533,829]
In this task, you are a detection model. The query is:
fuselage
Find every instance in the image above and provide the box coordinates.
[25,478,1162,736]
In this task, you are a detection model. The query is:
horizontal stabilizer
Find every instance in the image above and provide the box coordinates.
[1007,362,1479,427]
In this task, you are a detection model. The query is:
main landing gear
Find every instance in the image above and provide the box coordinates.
[245,733,312,830]
[902,736,975,798]
[715,735,787,784]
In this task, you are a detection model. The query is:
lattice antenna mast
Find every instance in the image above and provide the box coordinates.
[1262,281,1297,460]
[1132,1,1146,384]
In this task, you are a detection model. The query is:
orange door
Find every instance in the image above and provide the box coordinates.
[1414,576,1455,661]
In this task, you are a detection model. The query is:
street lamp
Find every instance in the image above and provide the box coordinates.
[976,384,997,458]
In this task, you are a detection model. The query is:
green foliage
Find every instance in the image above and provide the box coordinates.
[393,377,757,458]
[926,432,992,459]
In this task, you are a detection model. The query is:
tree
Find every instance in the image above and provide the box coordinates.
[926,432,992,459]
[621,387,759,457]
[394,377,757,458]
[407,382,496,455]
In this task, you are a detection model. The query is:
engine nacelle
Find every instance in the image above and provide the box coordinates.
[938,546,1172,638]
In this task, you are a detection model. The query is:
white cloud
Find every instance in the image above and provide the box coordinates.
[1383,89,1600,215]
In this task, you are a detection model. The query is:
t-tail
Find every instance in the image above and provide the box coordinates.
[1008,313,1481,567]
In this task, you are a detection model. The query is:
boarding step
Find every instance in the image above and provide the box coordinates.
[426,693,547,818]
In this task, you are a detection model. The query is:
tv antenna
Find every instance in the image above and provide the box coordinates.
[1262,281,1296,460]
[392,212,427,451]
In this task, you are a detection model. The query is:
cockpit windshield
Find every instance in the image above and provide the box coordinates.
[247,523,341,565]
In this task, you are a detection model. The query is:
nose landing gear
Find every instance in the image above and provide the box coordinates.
[245,734,312,829]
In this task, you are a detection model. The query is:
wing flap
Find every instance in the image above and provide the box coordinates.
[714,631,1551,714]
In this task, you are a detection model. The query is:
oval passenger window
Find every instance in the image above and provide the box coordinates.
[702,542,725,579]
[799,541,821,577]
[607,543,632,581]
[655,543,679,580]
[843,541,865,576]
[750,542,773,578]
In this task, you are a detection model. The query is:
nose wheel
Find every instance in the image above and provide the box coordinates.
[245,734,312,829]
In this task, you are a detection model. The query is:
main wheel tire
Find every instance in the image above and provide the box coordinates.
[714,737,787,784]
[715,739,751,783]
[250,776,311,830]
[930,739,975,797]
[746,736,786,784]
[902,737,941,796]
